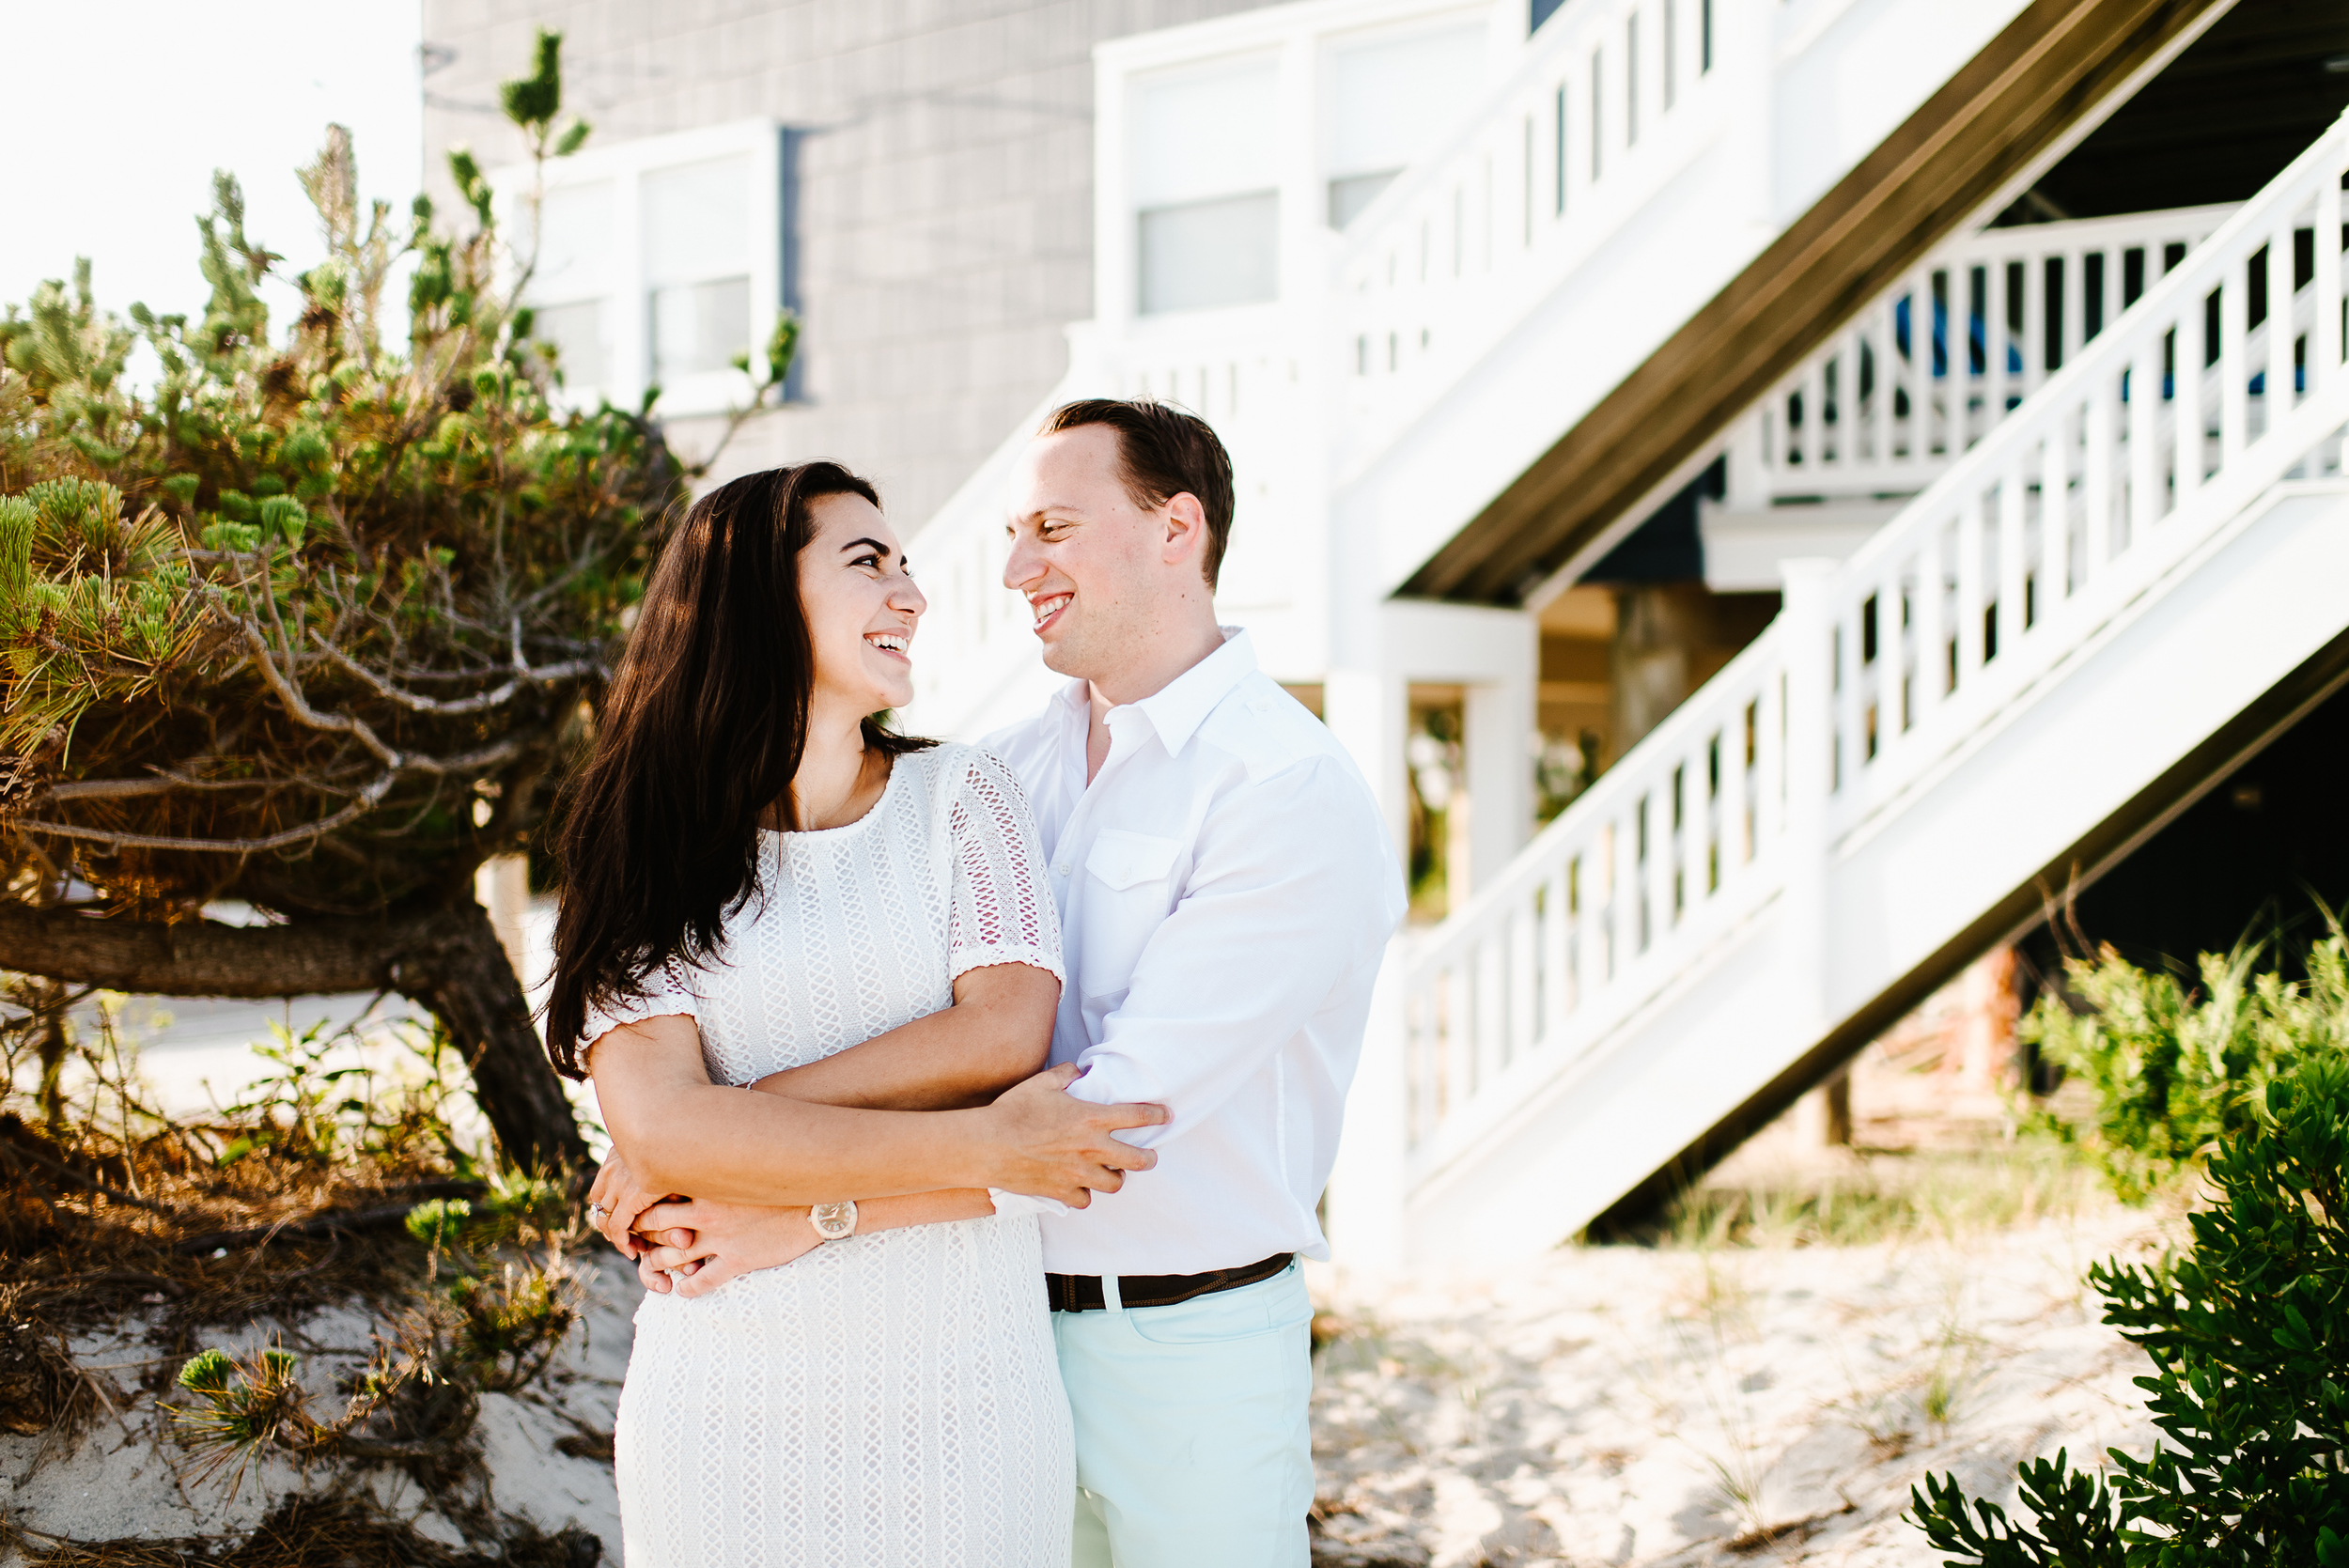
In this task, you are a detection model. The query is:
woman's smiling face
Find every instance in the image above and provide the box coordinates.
[800,489,926,719]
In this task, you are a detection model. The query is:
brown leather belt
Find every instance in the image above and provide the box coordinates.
[1045,1251,1294,1313]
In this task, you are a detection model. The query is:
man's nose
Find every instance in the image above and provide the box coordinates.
[1003,532,1042,592]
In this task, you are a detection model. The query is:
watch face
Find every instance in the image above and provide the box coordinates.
[811,1202,856,1240]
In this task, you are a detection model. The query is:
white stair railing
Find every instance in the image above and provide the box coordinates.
[1401,112,2349,1187]
[1336,0,1740,455]
[1748,204,2238,503]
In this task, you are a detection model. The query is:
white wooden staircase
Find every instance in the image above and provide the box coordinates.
[1335,113,2349,1270]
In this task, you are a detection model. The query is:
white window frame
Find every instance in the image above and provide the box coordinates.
[496,119,784,419]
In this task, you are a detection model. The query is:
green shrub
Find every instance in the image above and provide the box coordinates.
[2025,937,2349,1202]
[1908,1032,2349,1563]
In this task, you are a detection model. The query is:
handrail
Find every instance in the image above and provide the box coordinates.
[1400,110,2349,1175]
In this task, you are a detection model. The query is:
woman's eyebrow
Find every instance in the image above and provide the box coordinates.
[839,536,893,558]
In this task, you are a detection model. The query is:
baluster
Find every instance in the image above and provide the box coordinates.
[2266,215,2294,423]
[1449,950,1478,1114]
[2042,405,2071,608]
[2023,254,2047,404]
[1645,776,1674,948]
[1608,811,1633,981]
[1543,860,1574,1039]
[2317,159,2344,393]
[1833,601,1862,792]
[2175,283,2205,506]
[1796,364,1820,471]
[1752,669,1783,849]
[1874,561,1903,755]
[1912,520,1945,724]
[1998,455,2029,658]
[1954,490,1985,685]
[2219,243,2248,470]
[2063,246,2085,368]
[1508,892,1538,1065]
[2128,335,2160,538]
[1477,924,1508,1091]
[2084,367,2116,583]
[1720,696,1750,874]
[1986,255,2011,422]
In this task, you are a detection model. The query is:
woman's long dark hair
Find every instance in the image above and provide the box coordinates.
[543,461,931,1076]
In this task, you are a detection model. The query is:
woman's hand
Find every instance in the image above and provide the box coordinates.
[586,1146,682,1259]
[630,1197,824,1298]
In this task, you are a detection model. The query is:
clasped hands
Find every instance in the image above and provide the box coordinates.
[587,1063,1163,1298]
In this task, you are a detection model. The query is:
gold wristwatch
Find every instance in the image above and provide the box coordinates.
[809,1201,858,1242]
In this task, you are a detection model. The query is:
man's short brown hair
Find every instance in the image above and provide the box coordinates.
[1040,398,1237,588]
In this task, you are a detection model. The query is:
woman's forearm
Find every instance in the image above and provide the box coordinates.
[748,962,1059,1110]
[750,1010,1015,1110]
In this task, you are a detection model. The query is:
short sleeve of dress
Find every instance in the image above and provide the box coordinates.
[579,955,700,1057]
[946,748,1067,987]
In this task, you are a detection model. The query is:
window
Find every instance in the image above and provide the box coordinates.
[1140,194,1281,313]
[1133,61,1280,313]
[527,179,614,390]
[644,155,754,383]
[503,121,786,416]
[1324,25,1483,233]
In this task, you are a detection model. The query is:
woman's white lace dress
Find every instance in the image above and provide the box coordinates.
[586,744,1073,1567]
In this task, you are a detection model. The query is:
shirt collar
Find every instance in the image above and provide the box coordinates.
[1123,627,1256,758]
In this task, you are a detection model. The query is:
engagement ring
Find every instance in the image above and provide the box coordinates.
[587,1202,608,1225]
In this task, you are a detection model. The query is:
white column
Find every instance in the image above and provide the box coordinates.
[1325,667,1410,869]
[1464,673,1534,903]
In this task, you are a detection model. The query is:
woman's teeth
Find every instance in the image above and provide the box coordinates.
[866,632,910,655]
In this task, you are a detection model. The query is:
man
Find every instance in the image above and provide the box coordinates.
[985,399,1405,1566]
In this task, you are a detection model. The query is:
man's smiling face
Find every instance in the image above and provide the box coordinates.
[1002,424,1172,687]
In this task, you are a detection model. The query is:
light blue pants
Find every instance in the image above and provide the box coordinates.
[1051,1262,1315,1568]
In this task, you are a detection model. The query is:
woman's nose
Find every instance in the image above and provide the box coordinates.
[891,572,927,615]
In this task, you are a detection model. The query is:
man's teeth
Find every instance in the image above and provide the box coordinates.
[867,633,910,652]
[1032,595,1070,629]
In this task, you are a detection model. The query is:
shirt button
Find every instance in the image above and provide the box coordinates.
[1055,862,1071,876]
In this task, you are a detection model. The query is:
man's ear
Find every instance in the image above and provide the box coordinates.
[1160,492,1208,569]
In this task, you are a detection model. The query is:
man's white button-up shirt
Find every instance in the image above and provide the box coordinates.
[982,629,1406,1276]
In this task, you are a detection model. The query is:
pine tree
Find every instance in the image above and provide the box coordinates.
[0,32,766,1172]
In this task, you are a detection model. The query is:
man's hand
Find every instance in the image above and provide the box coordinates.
[585,1147,679,1259]
[630,1197,823,1299]
[976,1063,1165,1206]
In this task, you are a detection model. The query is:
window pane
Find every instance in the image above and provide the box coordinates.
[1132,62,1278,210]
[1328,171,1398,230]
[533,299,609,388]
[643,155,752,287]
[1329,27,1484,184]
[650,275,751,380]
[532,179,613,301]
[1138,192,1277,314]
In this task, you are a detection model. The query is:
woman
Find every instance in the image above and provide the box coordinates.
[544,461,1082,1566]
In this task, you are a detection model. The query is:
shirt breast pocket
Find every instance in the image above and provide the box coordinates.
[1076,830,1185,1001]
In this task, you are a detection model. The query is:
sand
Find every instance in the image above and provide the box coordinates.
[1307,1205,2173,1567]
[0,1250,639,1561]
